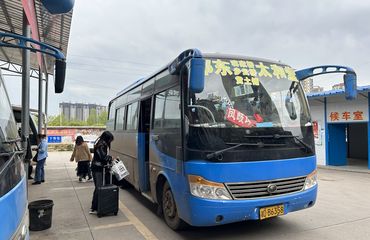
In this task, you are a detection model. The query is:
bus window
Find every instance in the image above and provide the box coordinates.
[142,78,155,98]
[163,88,181,128]
[115,107,125,130]
[127,86,142,103]
[126,102,138,130]
[151,85,181,159]
[154,92,165,128]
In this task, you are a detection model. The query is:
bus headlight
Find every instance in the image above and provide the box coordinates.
[304,170,317,190]
[188,175,232,200]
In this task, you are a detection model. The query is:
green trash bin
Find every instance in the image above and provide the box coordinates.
[28,200,54,231]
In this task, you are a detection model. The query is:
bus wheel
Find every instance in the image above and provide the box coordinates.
[162,181,187,230]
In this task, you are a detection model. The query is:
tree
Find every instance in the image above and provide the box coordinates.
[48,114,66,126]
[98,110,108,126]
[87,109,98,125]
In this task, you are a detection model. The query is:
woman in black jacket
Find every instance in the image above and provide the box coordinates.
[89,131,114,214]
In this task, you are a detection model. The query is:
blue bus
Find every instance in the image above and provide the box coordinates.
[0,70,29,239]
[107,49,356,229]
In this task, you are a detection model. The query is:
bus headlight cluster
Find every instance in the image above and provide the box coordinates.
[304,170,317,190]
[188,175,232,200]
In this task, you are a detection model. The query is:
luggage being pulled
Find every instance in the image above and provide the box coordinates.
[97,166,119,218]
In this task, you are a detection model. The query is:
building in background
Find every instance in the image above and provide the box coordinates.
[301,78,314,93]
[307,85,370,170]
[301,78,324,93]
[332,83,345,90]
[59,102,107,122]
[311,85,324,93]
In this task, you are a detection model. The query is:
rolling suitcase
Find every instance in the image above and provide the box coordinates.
[97,166,119,218]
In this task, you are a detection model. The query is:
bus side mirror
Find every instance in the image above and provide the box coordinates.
[344,73,357,100]
[55,59,66,93]
[189,58,205,93]
[41,0,75,14]
[285,94,297,120]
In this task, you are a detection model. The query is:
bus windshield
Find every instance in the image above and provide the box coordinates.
[186,58,314,161]
[0,79,18,154]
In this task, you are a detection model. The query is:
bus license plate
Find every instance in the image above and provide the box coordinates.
[259,204,284,220]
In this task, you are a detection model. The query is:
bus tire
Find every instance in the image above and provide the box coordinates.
[162,181,187,230]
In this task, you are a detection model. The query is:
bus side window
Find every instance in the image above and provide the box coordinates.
[152,85,181,159]
[163,87,181,128]
[153,92,165,129]
[115,107,125,130]
[126,102,139,130]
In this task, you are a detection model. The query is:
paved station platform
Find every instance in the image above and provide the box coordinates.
[28,152,370,240]
[28,152,158,240]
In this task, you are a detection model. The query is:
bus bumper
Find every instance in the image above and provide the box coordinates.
[183,185,317,226]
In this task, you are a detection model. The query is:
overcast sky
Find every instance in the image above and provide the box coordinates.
[3,0,370,115]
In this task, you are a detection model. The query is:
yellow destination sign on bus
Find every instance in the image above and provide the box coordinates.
[205,59,298,86]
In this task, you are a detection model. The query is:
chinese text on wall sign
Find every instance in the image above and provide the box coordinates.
[329,111,364,122]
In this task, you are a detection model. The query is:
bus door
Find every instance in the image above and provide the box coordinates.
[138,98,152,192]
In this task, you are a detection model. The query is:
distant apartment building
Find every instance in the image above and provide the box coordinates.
[311,86,324,93]
[301,78,314,93]
[332,83,345,90]
[59,102,106,122]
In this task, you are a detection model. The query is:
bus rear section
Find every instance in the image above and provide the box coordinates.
[0,72,29,239]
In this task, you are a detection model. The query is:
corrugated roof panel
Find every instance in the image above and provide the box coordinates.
[0,0,73,74]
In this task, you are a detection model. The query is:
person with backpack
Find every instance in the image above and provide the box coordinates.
[70,136,92,182]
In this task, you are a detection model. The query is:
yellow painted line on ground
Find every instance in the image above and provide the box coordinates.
[92,221,133,230]
[119,200,159,240]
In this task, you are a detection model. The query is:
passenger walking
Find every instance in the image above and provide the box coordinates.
[32,134,48,185]
[89,131,114,214]
[70,136,92,182]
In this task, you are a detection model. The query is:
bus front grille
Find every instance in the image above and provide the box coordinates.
[225,176,306,199]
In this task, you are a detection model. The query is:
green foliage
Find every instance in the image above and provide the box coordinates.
[48,110,108,127]
[98,110,108,125]
[87,109,97,125]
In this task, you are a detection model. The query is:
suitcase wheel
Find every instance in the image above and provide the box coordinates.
[114,212,118,216]
[98,214,102,218]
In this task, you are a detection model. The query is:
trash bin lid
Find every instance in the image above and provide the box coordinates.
[28,199,54,210]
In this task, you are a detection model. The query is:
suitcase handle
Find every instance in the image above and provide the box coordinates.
[102,165,113,186]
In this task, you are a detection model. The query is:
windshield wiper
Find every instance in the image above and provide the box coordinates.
[206,142,286,160]
[206,143,244,160]
[244,134,313,153]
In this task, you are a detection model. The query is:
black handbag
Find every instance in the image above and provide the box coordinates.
[32,152,38,162]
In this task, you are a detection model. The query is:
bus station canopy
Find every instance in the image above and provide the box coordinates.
[307,85,370,100]
[0,0,73,75]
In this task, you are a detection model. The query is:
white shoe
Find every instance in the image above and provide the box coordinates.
[89,209,97,214]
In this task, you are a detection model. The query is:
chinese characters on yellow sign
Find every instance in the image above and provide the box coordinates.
[205,59,298,86]
[329,111,364,122]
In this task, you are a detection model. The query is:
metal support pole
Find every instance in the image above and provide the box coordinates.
[44,73,49,135]
[21,12,30,149]
[38,67,43,135]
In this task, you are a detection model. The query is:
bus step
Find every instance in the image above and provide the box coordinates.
[141,192,154,203]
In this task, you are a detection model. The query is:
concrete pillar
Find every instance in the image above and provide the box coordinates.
[38,67,43,135]
[44,73,49,135]
[21,12,30,149]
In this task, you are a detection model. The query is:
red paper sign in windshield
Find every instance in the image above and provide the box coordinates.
[226,108,256,128]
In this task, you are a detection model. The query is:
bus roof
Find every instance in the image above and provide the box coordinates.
[113,52,288,103]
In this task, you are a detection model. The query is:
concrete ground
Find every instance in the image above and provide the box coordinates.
[29,152,370,240]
